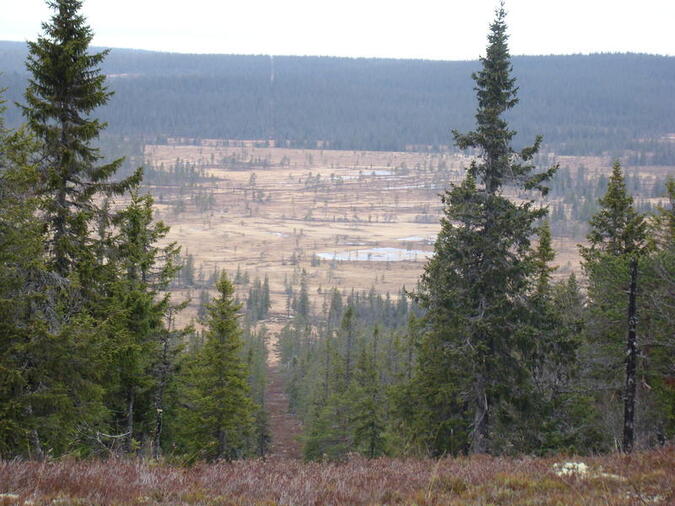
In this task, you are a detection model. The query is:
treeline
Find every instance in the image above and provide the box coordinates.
[1,41,674,160]
[0,0,267,461]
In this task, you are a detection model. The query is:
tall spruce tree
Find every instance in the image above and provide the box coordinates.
[21,0,139,280]
[7,0,145,458]
[1,91,108,459]
[581,161,648,260]
[414,3,556,455]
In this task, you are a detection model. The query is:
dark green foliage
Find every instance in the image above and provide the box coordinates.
[172,274,253,461]
[1,10,119,455]
[20,0,140,279]
[246,276,271,322]
[581,161,648,260]
[293,272,311,321]
[349,328,386,458]
[638,185,674,443]
[0,1,275,461]
[580,162,646,438]
[2,0,672,464]
[242,322,271,457]
[0,112,111,457]
[0,108,106,458]
[103,189,181,452]
[277,285,419,460]
[580,164,673,448]
[413,5,557,455]
[533,222,556,295]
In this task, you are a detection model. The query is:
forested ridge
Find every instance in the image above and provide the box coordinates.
[1,40,674,159]
[0,0,673,486]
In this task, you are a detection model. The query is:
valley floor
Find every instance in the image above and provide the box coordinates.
[0,447,672,505]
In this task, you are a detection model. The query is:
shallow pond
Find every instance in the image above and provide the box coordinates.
[316,247,431,262]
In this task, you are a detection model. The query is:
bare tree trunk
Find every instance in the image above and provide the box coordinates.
[126,389,134,453]
[324,336,330,401]
[26,403,44,461]
[53,186,68,277]
[622,257,639,454]
[217,427,227,460]
[345,327,353,384]
[152,313,174,459]
[470,374,489,454]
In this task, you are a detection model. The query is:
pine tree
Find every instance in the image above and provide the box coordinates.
[262,275,271,318]
[241,324,271,457]
[501,227,594,453]
[414,3,556,455]
[303,318,352,460]
[174,274,253,461]
[294,271,310,320]
[327,288,344,329]
[21,0,140,280]
[340,306,357,385]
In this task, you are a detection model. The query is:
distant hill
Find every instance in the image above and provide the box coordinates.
[1,41,674,160]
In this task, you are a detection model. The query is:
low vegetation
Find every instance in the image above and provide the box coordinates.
[0,448,672,505]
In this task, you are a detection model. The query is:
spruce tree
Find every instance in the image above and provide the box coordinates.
[580,161,650,452]
[174,274,253,461]
[21,0,139,280]
[639,179,674,445]
[350,328,386,458]
[1,93,107,459]
[533,221,557,296]
[581,161,647,260]
[0,98,44,457]
[104,190,181,452]
[415,3,556,454]
[502,226,593,453]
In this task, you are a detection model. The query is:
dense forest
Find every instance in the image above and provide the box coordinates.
[1,40,674,160]
[0,0,673,469]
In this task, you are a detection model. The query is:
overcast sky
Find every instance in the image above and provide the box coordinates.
[1,0,674,60]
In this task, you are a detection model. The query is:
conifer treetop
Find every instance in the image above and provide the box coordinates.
[21,0,141,277]
[24,0,110,165]
[583,160,648,259]
[453,2,555,195]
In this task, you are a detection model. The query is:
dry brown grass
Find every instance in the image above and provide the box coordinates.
[133,142,672,326]
[0,448,672,505]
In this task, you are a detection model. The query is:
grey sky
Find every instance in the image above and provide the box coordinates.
[1,0,674,60]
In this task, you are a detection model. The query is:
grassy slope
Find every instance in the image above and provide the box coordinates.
[0,448,672,505]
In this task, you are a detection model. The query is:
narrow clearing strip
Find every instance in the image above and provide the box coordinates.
[264,316,303,458]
